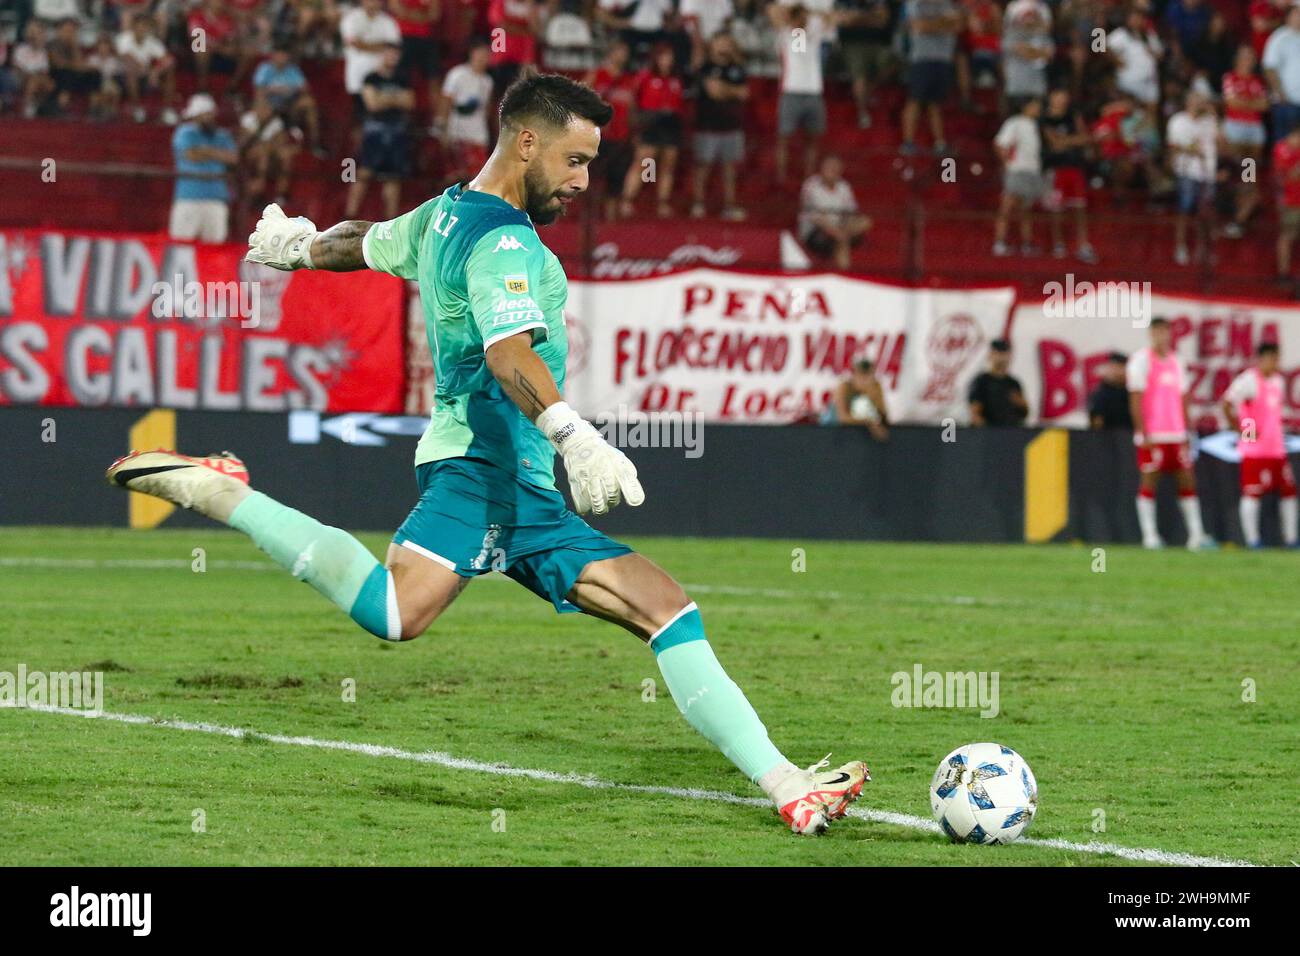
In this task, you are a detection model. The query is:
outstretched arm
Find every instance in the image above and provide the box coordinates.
[309,220,373,272]
[245,203,372,272]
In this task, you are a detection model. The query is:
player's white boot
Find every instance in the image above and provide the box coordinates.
[106,450,251,523]
[1142,535,1165,550]
[772,754,870,835]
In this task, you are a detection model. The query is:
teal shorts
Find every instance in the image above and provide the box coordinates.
[392,457,633,614]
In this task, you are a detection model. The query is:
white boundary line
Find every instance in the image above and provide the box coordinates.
[7,703,1257,867]
[0,557,1026,606]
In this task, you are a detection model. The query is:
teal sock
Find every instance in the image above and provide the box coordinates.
[228,491,400,641]
[650,603,786,783]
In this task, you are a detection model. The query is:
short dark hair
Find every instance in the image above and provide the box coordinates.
[1258,341,1280,356]
[499,71,613,134]
[990,338,1011,352]
[854,358,874,374]
[1108,351,1128,364]
[1150,316,1170,328]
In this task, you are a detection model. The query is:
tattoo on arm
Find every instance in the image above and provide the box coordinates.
[310,220,373,272]
[485,332,562,420]
[511,369,547,420]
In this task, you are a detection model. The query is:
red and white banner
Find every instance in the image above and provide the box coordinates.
[562,270,1015,423]
[544,220,782,279]
[0,229,405,412]
[1010,292,1300,431]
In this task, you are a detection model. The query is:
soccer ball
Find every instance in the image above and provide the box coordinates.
[930,742,1038,845]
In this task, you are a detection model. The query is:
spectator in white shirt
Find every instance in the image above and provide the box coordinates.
[13,20,56,118]
[435,40,495,185]
[33,0,83,27]
[341,0,402,100]
[1166,89,1223,265]
[1106,7,1163,120]
[799,154,873,269]
[86,33,124,120]
[115,13,177,123]
[597,0,684,66]
[1263,5,1300,139]
[992,96,1043,256]
[239,96,297,207]
[1002,0,1053,101]
[680,0,734,65]
[770,2,834,182]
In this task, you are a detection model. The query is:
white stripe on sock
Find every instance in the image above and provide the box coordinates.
[648,602,700,646]
[385,570,402,641]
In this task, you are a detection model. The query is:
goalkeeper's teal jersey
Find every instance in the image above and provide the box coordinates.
[362,183,568,490]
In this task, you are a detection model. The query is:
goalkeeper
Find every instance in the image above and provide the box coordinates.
[106,73,868,835]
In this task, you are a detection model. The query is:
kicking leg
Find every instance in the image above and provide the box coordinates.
[568,553,869,834]
[105,450,461,641]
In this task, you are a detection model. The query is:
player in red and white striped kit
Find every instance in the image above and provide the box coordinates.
[1222,342,1298,548]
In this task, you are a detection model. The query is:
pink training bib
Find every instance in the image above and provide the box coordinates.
[1239,368,1286,460]
[1142,349,1186,440]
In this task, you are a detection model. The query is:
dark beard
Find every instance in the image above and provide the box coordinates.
[524,164,561,225]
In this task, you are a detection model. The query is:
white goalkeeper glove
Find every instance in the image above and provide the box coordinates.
[245,203,318,271]
[537,401,645,516]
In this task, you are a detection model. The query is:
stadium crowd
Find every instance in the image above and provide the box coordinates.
[3,1,1300,277]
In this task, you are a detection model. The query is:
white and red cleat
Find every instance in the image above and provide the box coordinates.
[106,449,250,522]
[776,755,871,835]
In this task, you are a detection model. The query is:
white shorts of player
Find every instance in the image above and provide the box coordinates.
[169,199,230,244]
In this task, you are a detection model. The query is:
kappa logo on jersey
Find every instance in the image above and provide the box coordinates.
[493,235,528,253]
[504,275,529,294]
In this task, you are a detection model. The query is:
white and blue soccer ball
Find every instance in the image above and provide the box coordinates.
[930,743,1038,845]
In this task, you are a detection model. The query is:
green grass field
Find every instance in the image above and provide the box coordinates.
[1,527,1296,866]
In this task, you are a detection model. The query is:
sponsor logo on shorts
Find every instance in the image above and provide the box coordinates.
[471,524,503,571]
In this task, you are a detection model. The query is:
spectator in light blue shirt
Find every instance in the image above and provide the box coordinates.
[1263,5,1300,138]
[253,52,305,107]
[169,93,238,243]
[252,43,322,156]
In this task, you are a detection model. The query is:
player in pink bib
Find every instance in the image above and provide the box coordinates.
[1126,318,1210,550]
[1222,342,1298,547]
